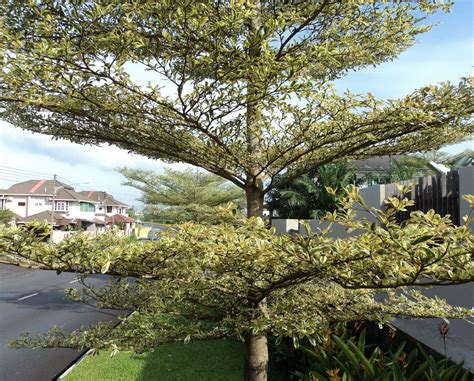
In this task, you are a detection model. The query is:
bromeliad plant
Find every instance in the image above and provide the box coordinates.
[0,190,473,381]
[288,325,470,381]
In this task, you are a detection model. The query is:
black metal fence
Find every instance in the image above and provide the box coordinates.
[384,171,460,225]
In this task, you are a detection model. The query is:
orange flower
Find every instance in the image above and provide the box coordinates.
[326,368,342,381]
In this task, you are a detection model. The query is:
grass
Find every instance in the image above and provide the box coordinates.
[65,339,246,381]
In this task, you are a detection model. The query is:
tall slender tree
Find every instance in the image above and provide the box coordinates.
[119,167,244,222]
[0,1,473,380]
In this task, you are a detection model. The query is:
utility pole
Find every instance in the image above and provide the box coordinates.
[103,191,109,226]
[50,174,57,235]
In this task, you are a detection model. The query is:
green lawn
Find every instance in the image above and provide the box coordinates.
[65,339,246,381]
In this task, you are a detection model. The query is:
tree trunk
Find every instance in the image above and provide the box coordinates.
[246,186,264,218]
[245,189,268,381]
[244,3,268,380]
[245,332,269,381]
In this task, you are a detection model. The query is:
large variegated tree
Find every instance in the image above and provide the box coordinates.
[0,1,472,218]
[1,1,473,380]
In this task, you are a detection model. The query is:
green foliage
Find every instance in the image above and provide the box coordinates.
[114,221,126,230]
[127,209,138,220]
[267,164,358,219]
[146,203,242,224]
[0,192,472,355]
[0,209,16,225]
[356,157,428,187]
[119,168,244,222]
[397,149,474,174]
[0,1,472,200]
[1,3,473,378]
[287,326,470,381]
[66,339,246,381]
[123,235,137,244]
[387,159,421,182]
[398,152,452,170]
[446,149,474,169]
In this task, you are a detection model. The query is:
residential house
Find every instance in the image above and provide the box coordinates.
[352,155,430,187]
[78,191,135,234]
[0,180,134,236]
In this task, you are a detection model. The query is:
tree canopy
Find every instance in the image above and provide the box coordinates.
[0,209,16,225]
[399,149,474,171]
[0,1,472,217]
[119,167,244,222]
[1,2,473,379]
[1,192,473,376]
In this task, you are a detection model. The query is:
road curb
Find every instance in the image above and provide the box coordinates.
[54,349,93,380]
[53,311,134,380]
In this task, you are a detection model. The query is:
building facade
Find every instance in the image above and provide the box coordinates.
[0,180,134,235]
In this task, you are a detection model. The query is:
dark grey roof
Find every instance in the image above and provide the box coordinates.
[2,180,128,207]
[1,180,86,201]
[352,155,404,171]
[17,210,71,226]
[78,191,128,207]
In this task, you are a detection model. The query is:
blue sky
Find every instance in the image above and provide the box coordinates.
[0,1,472,206]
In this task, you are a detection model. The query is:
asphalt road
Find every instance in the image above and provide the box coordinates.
[0,264,123,381]
[394,283,474,371]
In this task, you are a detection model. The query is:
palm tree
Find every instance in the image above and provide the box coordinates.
[388,159,420,182]
[267,164,357,219]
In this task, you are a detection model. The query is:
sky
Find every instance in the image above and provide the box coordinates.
[0,1,472,207]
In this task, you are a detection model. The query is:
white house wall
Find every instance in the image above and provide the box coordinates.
[28,196,50,216]
[5,196,28,217]
[104,206,127,216]
[66,202,96,220]
[3,193,130,220]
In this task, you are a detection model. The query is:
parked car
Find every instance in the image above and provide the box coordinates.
[147,226,167,239]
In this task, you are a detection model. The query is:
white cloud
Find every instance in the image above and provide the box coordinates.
[0,3,471,201]
[0,122,168,171]
[0,121,190,206]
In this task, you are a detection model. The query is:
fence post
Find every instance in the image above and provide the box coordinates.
[271,219,299,235]
[458,166,474,230]
[358,183,386,221]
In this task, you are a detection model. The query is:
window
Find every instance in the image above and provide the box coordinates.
[106,206,113,213]
[54,201,69,211]
[35,202,42,207]
[80,202,95,212]
[18,202,26,206]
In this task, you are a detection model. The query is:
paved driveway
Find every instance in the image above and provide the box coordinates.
[0,264,123,381]
[394,283,474,370]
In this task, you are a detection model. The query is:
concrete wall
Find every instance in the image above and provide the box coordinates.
[458,166,474,230]
[394,283,474,370]
[298,220,361,239]
[271,219,299,235]
[270,168,474,370]
[359,184,386,218]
